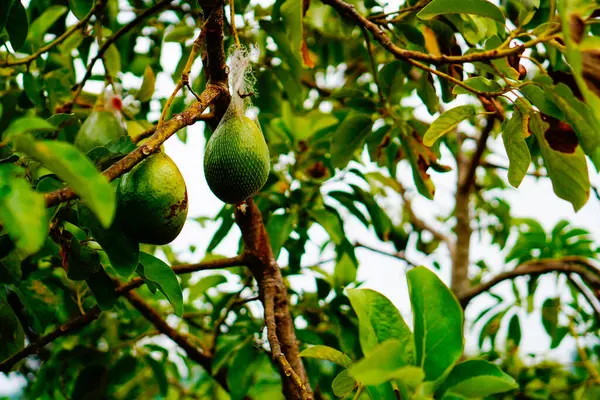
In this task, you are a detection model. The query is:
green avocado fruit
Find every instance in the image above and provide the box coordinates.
[116,152,188,245]
[74,110,127,153]
[204,116,270,204]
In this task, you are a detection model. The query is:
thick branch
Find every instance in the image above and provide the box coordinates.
[45,84,226,208]
[320,0,559,65]
[235,199,313,400]
[459,257,600,307]
[0,255,245,372]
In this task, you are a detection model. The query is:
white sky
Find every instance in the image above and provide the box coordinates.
[3,0,600,396]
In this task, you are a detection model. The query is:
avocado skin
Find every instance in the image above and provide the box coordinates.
[116,152,188,245]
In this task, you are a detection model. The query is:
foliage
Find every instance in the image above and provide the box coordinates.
[0,0,600,399]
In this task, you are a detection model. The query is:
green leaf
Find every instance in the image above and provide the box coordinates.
[309,209,344,245]
[78,205,139,277]
[400,129,436,200]
[69,0,94,20]
[206,206,234,253]
[138,252,183,316]
[330,112,373,169]
[0,164,48,257]
[86,266,117,310]
[502,99,532,187]
[28,6,68,46]
[5,1,28,50]
[136,65,156,102]
[188,274,228,302]
[423,106,476,147]
[334,252,357,288]
[452,77,502,95]
[300,345,353,368]
[67,237,102,281]
[437,360,518,398]
[541,297,559,338]
[104,44,122,78]
[12,136,116,228]
[3,116,56,139]
[417,73,439,115]
[348,340,423,386]
[507,313,522,347]
[164,24,195,43]
[417,0,505,23]
[347,288,414,361]
[407,267,463,382]
[0,291,25,363]
[530,112,590,211]
[0,0,15,33]
[267,212,295,258]
[280,0,302,59]
[332,369,358,397]
[145,355,168,396]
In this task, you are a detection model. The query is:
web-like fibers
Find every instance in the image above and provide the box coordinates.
[223,46,258,119]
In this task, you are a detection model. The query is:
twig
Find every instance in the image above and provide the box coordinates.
[354,242,417,267]
[459,257,600,307]
[569,322,600,384]
[0,5,97,67]
[229,0,241,47]
[69,0,176,109]
[0,307,101,372]
[159,33,204,124]
[44,84,227,208]
[460,114,496,193]
[320,0,560,65]
[0,255,246,372]
[124,291,229,390]
[567,274,600,324]
[362,28,385,104]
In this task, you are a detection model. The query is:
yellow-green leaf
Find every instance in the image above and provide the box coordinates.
[418,0,505,23]
[501,99,531,187]
[423,105,476,146]
[136,65,156,102]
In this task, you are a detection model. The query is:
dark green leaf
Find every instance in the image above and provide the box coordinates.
[309,209,344,245]
[0,291,25,363]
[69,0,94,20]
[329,112,373,169]
[267,212,295,258]
[67,237,102,281]
[453,77,502,95]
[28,6,68,46]
[78,205,139,277]
[86,266,117,310]
[145,355,168,396]
[138,252,183,316]
[5,1,28,50]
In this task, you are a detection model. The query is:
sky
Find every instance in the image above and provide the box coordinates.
[2,0,600,396]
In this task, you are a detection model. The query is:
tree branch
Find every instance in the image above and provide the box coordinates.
[124,290,230,390]
[320,0,560,65]
[0,307,101,373]
[460,115,496,193]
[68,0,176,108]
[354,242,416,267]
[44,84,226,207]
[459,257,600,307]
[0,5,97,67]
[0,255,245,372]
[235,199,313,399]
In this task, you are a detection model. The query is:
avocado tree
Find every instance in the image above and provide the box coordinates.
[1,0,600,398]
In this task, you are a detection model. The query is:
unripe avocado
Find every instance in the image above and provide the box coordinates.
[204,116,270,204]
[75,110,127,153]
[116,152,188,245]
